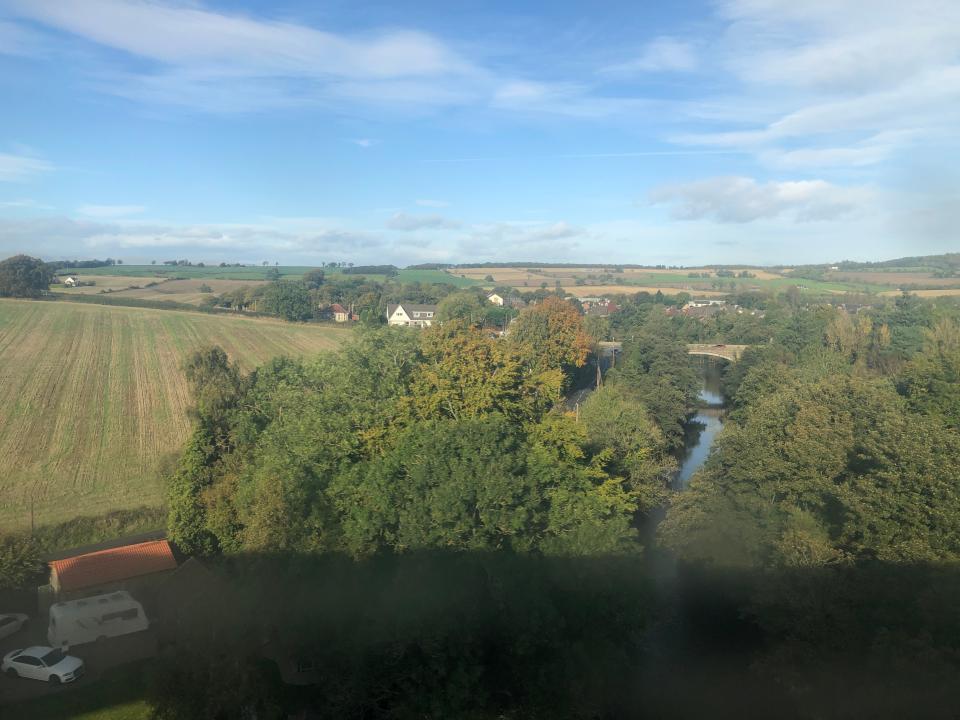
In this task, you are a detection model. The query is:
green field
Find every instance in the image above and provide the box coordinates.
[0,300,351,530]
[67,264,315,280]
[66,265,482,287]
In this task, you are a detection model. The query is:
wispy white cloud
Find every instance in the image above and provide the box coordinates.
[77,204,146,218]
[649,176,875,223]
[0,198,53,210]
[0,215,386,261]
[679,0,960,169]
[0,19,49,56]
[8,0,470,79]
[349,138,377,148]
[601,37,698,75]
[459,221,587,259]
[490,79,651,118]
[8,0,659,119]
[758,130,919,169]
[719,0,960,94]
[0,152,54,182]
[7,0,487,113]
[387,212,461,231]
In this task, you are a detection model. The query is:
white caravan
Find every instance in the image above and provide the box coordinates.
[47,590,149,648]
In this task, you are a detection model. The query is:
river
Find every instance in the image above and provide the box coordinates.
[673,357,726,489]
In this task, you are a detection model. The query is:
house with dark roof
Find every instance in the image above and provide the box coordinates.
[386,303,437,328]
[48,540,178,601]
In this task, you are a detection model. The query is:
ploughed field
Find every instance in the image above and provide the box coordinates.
[0,300,351,529]
[54,276,267,305]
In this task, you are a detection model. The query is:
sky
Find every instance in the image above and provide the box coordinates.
[0,0,958,267]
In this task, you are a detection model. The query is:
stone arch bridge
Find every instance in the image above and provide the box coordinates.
[686,344,748,362]
[597,342,748,363]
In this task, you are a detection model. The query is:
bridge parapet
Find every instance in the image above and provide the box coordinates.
[686,344,748,362]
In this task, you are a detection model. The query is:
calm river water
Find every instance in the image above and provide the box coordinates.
[673,358,726,489]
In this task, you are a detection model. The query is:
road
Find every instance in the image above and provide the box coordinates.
[565,387,594,413]
[0,614,157,706]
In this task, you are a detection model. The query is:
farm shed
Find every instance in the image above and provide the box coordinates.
[48,539,178,601]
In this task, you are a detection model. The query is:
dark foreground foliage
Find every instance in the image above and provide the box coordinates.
[139,552,960,720]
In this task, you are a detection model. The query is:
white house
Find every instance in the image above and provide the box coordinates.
[330,303,350,323]
[386,303,437,328]
[62,276,79,287]
[487,293,504,306]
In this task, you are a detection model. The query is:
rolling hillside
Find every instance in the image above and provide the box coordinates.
[0,300,351,530]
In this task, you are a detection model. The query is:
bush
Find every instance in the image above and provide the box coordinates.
[0,533,42,590]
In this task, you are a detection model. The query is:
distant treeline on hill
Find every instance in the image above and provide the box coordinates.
[451,262,658,269]
[48,258,119,270]
[841,253,960,272]
[799,253,960,273]
[448,262,759,271]
[341,264,398,276]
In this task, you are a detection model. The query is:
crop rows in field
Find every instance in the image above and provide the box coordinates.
[0,300,351,529]
[448,265,911,296]
[66,265,483,288]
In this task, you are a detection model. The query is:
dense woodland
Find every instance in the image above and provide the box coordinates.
[149,289,960,718]
[3,256,960,716]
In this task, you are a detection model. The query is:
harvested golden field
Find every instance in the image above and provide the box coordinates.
[451,266,783,288]
[0,300,351,529]
[112,278,267,305]
[54,275,150,294]
[564,285,727,298]
[879,288,960,297]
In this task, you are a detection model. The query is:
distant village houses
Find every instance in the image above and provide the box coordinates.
[387,303,437,328]
[664,299,765,321]
[578,297,619,317]
[62,275,79,287]
[488,292,524,308]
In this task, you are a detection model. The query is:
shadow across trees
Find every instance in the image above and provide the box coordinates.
[149,551,960,719]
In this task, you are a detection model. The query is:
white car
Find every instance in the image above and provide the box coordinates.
[0,613,28,640]
[1,646,84,684]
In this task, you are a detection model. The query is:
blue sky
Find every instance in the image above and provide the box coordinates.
[0,0,958,266]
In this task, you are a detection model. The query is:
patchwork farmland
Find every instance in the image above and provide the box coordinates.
[448,264,960,297]
[56,275,268,305]
[0,300,351,530]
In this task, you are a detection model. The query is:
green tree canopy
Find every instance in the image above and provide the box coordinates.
[435,290,488,325]
[0,254,54,298]
[508,296,592,390]
[262,280,313,321]
[660,372,960,567]
[607,333,699,450]
[302,268,325,290]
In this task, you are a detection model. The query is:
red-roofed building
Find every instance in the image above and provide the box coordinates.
[330,303,350,323]
[49,540,178,599]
